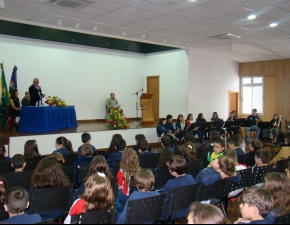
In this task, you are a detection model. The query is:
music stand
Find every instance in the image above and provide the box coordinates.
[188,123,198,132]
[212,121,224,130]
[224,121,236,128]
[131,88,143,128]
[199,122,213,132]
[257,122,272,129]
[235,119,250,127]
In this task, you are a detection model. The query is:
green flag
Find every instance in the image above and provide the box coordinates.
[1,62,9,106]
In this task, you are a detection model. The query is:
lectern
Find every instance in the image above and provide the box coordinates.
[140,93,154,126]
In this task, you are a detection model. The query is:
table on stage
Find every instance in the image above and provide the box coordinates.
[19,106,78,133]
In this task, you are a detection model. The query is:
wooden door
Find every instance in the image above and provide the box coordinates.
[146,76,160,125]
[229,91,239,116]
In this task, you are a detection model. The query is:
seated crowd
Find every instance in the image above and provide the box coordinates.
[0,126,290,224]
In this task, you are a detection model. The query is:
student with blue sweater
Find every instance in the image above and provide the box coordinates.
[157,118,170,137]
[3,187,41,224]
[73,144,94,167]
[138,140,155,155]
[107,138,126,175]
[117,169,160,224]
[77,133,97,158]
[0,143,11,163]
[158,136,174,153]
[211,112,225,135]
[228,136,245,156]
[11,154,26,172]
[165,114,179,135]
[53,136,73,155]
[162,156,196,219]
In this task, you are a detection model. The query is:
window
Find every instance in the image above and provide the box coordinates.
[241,77,263,114]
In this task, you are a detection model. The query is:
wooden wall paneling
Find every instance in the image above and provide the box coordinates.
[262,61,274,75]
[263,76,277,121]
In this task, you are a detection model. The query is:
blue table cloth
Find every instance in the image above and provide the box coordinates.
[19,106,78,133]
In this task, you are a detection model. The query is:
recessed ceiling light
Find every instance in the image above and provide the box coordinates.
[248,15,256,20]
[168,2,177,6]
[270,23,278,27]
[188,0,196,2]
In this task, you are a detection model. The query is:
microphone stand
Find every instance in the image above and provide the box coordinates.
[131,88,143,127]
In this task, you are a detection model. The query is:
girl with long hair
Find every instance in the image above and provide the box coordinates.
[0,143,11,162]
[53,136,73,155]
[181,142,197,162]
[24,140,41,158]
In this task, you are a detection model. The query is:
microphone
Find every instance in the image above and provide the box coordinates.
[141,88,143,92]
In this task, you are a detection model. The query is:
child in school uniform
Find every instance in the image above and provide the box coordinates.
[77,133,97,158]
[64,175,114,224]
[2,187,41,224]
[181,142,197,163]
[138,140,155,155]
[228,136,245,156]
[0,143,11,162]
[0,176,9,221]
[235,187,274,224]
[117,169,160,224]
[159,136,174,153]
[53,137,73,155]
[161,156,196,219]
[107,138,126,175]
[11,154,26,172]
[207,139,225,168]
[50,152,65,165]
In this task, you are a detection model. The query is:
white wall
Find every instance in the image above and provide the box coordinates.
[188,48,239,121]
[0,35,146,120]
[145,50,189,118]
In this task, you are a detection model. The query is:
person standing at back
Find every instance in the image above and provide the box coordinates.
[29,78,45,106]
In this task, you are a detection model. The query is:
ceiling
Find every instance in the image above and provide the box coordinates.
[0,0,290,63]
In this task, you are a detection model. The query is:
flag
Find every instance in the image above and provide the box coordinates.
[0,62,9,106]
[9,66,18,97]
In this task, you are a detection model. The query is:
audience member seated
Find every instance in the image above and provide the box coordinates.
[2,187,41,224]
[77,133,97,158]
[183,133,199,150]
[117,169,160,224]
[195,156,240,187]
[207,139,225,168]
[264,172,290,220]
[157,118,171,137]
[24,140,41,158]
[181,142,197,163]
[117,149,140,207]
[211,112,225,136]
[235,187,273,224]
[64,175,114,224]
[0,176,8,221]
[161,156,195,219]
[158,136,173,153]
[176,114,185,139]
[73,144,94,167]
[269,133,290,168]
[30,157,70,220]
[186,114,204,144]
[11,154,26,172]
[157,149,174,169]
[107,138,126,175]
[138,140,155,156]
[74,156,113,200]
[187,202,228,224]
[201,131,221,169]
[254,149,270,168]
[105,134,123,160]
[53,137,74,155]
[0,143,11,163]
[228,136,244,156]
[50,152,65,165]
[248,140,263,167]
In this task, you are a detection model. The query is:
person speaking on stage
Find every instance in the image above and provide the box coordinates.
[106,93,119,111]
[29,78,45,106]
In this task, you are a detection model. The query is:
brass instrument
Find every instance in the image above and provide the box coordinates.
[270,115,282,140]
[255,113,262,126]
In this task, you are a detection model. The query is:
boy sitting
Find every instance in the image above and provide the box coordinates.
[228,136,244,156]
[3,187,41,224]
[11,154,26,172]
[77,133,97,158]
[159,136,173,153]
[235,187,274,224]
[207,139,225,167]
[50,152,65,165]
[254,149,270,167]
[138,140,155,155]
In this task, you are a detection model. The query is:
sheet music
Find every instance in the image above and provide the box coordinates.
[114,104,121,108]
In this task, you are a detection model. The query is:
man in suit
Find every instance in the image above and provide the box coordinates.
[29,78,45,106]
[21,91,31,106]
[106,93,118,111]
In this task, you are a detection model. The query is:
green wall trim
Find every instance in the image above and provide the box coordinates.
[0,20,178,54]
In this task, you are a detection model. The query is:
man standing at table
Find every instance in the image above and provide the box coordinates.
[29,78,45,106]
[106,93,119,111]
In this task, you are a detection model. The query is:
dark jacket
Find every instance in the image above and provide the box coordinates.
[29,85,43,106]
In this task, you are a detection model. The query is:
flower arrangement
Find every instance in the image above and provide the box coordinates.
[45,96,67,107]
[106,108,129,130]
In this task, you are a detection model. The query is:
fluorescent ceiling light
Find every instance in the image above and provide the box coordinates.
[270,23,278,27]
[248,15,256,20]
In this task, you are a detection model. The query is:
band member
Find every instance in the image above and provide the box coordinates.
[270,113,282,142]
[245,109,261,142]
[211,112,225,135]
[196,113,209,140]
[176,114,185,139]
[186,114,204,143]
[226,111,238,136]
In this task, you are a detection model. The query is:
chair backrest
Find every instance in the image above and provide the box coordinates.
[277,133,286,145]
[1,170,34,190]
[62,166,77,187]
[78,162,91,183]
[24,156,46,171]
[169,183,200,217]
[139,153,160,169]
[248,165,273,187]
[274,212,290,224]
[93,151,105,157]
[0,161,14,174]
[227,168,251,192]
[173,150,181,155]
[29,184,73,215]
[153,168,175,190]
[63,154,78,166]
[125,193,168,224]
[196,147,208,162]
[186,160,201,178]
[71,209,117,224]
[34,219,54,224]
[197,179,229,201]
[276,158,290,173]
[238,154,248,166]
[110,178,118,200]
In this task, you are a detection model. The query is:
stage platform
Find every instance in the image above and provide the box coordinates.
[0,121,158,157]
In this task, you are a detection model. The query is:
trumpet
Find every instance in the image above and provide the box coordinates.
[270,115,282,140]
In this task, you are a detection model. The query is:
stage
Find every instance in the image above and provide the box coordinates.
[0,121,158,157]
